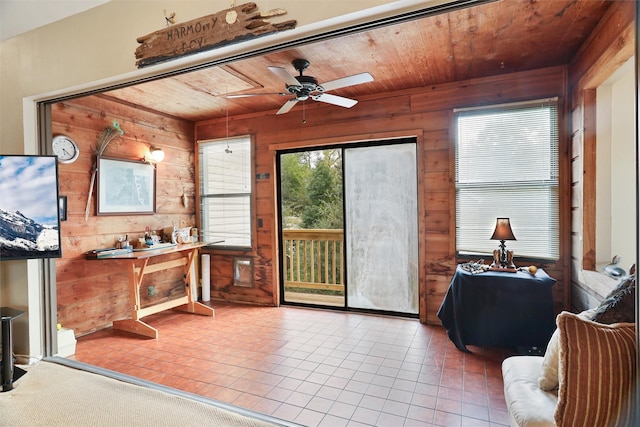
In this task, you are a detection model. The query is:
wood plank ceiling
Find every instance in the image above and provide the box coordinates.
[101,0,611,122]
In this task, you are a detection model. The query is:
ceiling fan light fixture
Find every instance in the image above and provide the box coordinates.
[236,58,374,116]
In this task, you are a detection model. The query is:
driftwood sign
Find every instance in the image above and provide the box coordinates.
[135,2,296,68]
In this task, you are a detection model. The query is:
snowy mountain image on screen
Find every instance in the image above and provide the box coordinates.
[0,155,61,260]
[0,208,59,258]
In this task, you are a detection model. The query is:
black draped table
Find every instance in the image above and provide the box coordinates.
[437,265,556,352]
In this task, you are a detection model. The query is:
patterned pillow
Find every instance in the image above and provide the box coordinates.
[555,312,636,426]
[591,275,635,324]
[537,309,595,391]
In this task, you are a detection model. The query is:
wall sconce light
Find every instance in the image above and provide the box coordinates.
[145,146,165,163]
[490,217,517,270]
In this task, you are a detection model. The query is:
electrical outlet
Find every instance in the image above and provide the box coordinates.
[147,286,155,297]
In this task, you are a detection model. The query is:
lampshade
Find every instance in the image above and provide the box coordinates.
[147,147,165,162]
[490,218,516,241]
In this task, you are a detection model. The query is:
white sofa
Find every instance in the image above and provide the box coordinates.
[502,356,557,427]
[501,311,636,427]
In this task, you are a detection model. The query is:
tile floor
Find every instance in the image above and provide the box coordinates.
[70,303,515,426]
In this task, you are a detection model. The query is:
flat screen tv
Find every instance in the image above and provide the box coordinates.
[0,155,62,260]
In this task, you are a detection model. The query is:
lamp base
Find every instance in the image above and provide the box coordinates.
[490,249,517,271]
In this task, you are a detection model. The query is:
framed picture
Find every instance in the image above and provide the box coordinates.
[59,196,67,221]
[97,156,156,215]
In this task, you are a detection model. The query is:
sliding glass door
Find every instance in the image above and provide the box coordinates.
[344,143,418,314]
[279,140,418,315]
[279,149,345,307]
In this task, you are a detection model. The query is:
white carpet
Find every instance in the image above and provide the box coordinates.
[0,359,296,427]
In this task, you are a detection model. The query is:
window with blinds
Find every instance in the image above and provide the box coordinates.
[454,99,559,260]
[199,136,252,248]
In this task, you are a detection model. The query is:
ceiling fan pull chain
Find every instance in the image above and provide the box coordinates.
[225,86,232,153]
[302,101,307,124]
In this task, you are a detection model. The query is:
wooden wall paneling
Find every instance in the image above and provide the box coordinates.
[424,212,450,237]
[570,133,583,166]
[422,190,450,209]
[570,204,583,239]
[570,158,584,194]
[204,251,274,306]
[54,96,196,336]
[569,0,636,91]
[56,263,129,303]
[200,108,433,148]
[421,130,450,152]
[74,95,196,140]
[312,94,413,124]
[425,274,454,321]
[424,241,452,264]
[571,231,583,265]
[425,274,451,324]
[424,171,450,191]
[139,270,188,307]
[557,89,572,311]
[569,99,583,275]
[410,66,567,113]
[570,99,584,145]
[423,148,449,172]
[259,143,279,310]
[423,119,453,324]
[416,131,428,323]
[581,90,597,271]
[57,299,130,334]
[445,110,458,274]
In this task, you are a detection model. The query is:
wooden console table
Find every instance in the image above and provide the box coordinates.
[89,242,213,338]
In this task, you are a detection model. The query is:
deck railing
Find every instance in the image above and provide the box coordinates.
[282,229,344,295]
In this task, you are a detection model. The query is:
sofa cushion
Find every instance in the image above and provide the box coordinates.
[537,309,596,391]
[591,275,635,324]
[503,356,557,427]
[537,328,560,391]
[555,312,636,427]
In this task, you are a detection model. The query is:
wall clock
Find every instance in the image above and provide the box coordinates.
[52,135,80,164]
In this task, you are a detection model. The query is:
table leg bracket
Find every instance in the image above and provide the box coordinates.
[175,302,215,317]
[113,319,159,339]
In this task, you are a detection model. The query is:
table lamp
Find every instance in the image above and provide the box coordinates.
[490,217,516,269]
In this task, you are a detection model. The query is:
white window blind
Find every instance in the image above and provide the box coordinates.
[199,136,252,248]
[455,99,559,259]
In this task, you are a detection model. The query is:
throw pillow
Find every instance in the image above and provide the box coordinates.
[537,327,560,390]
[555,312,636,427]
[591,275,636,324]
[537,309,595,391]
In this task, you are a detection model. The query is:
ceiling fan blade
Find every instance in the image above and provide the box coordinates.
[276,98,299,115]
[268,66,301,87]
[320,72,373,92]
[225,92,288,98]
[312,93,358,108]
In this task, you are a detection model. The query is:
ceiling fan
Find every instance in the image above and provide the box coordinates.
[227,59,374,115]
